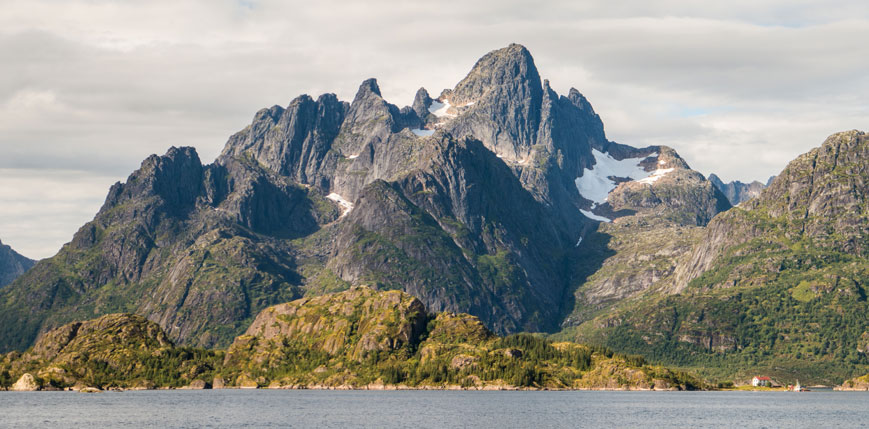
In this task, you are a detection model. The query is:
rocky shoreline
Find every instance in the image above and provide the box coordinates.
[1,375,688,393]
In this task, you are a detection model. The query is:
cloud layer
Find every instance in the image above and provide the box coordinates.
[2,0,867,258]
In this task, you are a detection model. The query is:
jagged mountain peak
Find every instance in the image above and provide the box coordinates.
[354,78,383,99]
[102,145,203,216]
[0,44,731,354]
[450,43,541,105]
[567,88,597,114]
[708,173,768,205]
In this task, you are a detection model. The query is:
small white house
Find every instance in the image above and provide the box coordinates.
[752,376,772,387]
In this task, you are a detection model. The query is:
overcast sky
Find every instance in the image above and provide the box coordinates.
[1,0,867,259]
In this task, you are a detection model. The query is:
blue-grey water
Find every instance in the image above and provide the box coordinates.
[1,390,867,428]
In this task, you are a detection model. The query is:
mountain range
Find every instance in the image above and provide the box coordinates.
[1,44,866,384]
[708,174,773,205]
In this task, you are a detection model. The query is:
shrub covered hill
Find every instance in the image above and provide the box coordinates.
[0,44,728,352]
[1,287,703,391]
[559,130,869,385]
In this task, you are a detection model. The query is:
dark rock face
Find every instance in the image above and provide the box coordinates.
[0,44,729,352]
[327,136,581,333]
[708,174,769,205]
[0,240,34,288]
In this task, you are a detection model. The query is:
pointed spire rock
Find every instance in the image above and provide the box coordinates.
[568,88,595,113]
[412,87,432,119]
[355,78,382,100]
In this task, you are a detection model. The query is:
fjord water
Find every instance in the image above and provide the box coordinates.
[2,390,867,428]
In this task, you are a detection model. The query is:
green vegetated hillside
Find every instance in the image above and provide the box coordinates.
[559,130,869,385]
[1,287,703,391]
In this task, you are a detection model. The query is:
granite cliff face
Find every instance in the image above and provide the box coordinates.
[0,44,727,353]
[0,239,35,287]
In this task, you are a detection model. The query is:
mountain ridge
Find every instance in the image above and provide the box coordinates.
[561,129,869,384]
[708,174,771,205]
[0,44,730,354]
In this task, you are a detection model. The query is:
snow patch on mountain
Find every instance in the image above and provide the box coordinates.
[429,100,456,118]
[636,168,675,184]
[580,209,611,223]
[326,193,354,218]
[574,149,658,206]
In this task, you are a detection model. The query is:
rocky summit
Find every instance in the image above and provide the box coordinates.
[0,44,728,353]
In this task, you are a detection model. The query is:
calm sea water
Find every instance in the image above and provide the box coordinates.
[1,389,868,428]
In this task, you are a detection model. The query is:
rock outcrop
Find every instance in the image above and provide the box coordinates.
[225,286,429,368]
[11,373,38,391]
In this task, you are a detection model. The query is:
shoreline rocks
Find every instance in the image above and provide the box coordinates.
[11,373,39,391]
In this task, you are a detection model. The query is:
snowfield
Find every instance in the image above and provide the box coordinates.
[429,100,456,118]
[326,193,354,218]
[574,149,659,207]
[580,209,612,223]
[636,167,675,184]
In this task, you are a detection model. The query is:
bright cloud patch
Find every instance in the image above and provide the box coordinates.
[574,149,657,206]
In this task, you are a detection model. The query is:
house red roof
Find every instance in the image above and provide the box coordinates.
[755,376,771,381]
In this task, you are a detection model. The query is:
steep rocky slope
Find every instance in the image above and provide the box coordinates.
[563,130,869,384]
[0,44,727,353]
[0,239,35,287]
